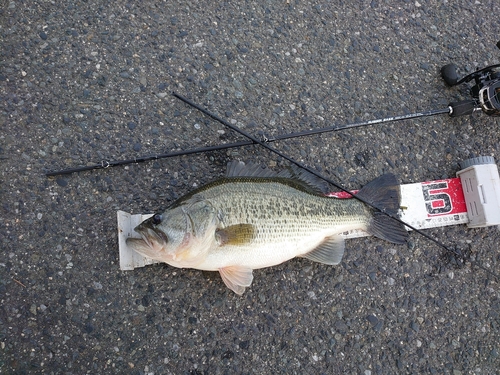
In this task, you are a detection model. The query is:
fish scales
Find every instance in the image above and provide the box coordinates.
[201,179,367,237]
[191,178,370,270]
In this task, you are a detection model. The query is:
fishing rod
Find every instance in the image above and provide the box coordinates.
[45,41,500,177]
[44,105,453,176]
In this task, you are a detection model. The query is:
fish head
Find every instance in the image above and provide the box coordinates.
[126,199,218,267]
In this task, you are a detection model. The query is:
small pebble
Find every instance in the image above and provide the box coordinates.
[56,178,68,187]
[367,315,379,326]
[410,321,420,332]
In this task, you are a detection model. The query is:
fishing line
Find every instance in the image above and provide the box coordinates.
[172,92,499,281]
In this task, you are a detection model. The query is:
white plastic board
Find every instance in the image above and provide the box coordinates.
[118,211,159,270]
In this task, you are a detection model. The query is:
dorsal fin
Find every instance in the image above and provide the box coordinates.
[280,164,330,194]
[225,161,329,195]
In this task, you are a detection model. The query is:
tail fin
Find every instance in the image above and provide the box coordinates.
[356,174,408,244]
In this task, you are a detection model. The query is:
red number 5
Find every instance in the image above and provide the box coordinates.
[422,182,452,215]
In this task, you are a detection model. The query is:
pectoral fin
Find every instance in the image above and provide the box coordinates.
[215,224,256,246]
[219,266,254,295]
[301,235,345,265]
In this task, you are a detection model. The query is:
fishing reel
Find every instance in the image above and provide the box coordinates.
[441,41,500,117]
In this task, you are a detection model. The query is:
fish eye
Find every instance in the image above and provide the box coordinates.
[152,213,162,225]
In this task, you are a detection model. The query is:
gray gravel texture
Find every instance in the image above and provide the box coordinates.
[1,0,500,374]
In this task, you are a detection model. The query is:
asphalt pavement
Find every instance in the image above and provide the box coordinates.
[1,1,500,374]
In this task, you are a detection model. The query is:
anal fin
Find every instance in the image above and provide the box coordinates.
[301,235,345,265]
[219,266,254,295]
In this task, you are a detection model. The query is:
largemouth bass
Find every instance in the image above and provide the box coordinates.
[126,161,408,294]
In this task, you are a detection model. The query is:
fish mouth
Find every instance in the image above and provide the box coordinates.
[126,224,170,261]
[138,226,169,246]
